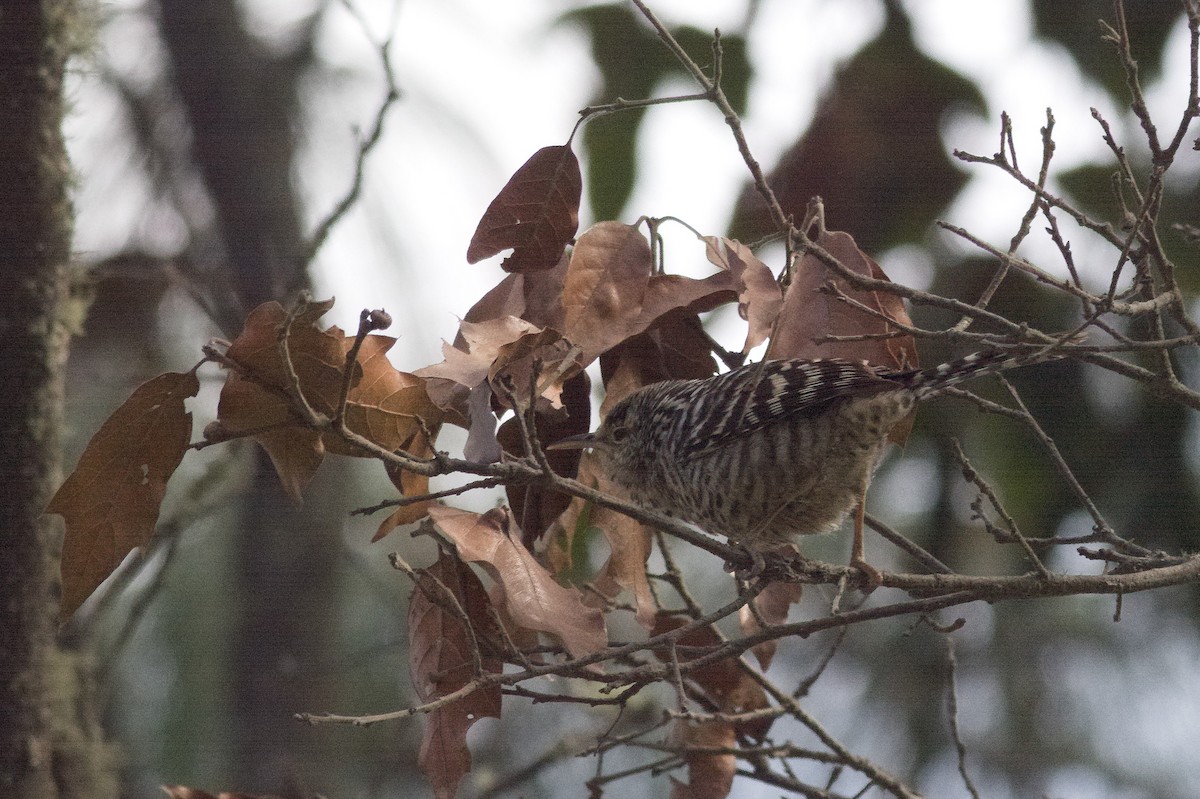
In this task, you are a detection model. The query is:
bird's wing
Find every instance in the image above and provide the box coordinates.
[680,358,898,459]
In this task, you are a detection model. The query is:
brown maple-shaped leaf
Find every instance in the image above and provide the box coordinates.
[217,299,348,500]
[372,433,437,542]
[427,505,607,660]
[738,576,804,671]
[702,236,783,354]
[218,300,441,500]
[224,298,349,411]
[562,222,737,361]
[409,550,502,799]
[48,371,199,620]
[326,334,442,457]
[467,144,582,273]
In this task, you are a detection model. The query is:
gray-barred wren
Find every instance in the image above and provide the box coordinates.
[552,350,1058,581]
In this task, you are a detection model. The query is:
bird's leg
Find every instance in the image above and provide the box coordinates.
[849,495,882,591]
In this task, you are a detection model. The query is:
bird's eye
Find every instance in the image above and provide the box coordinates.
[610,425,630,443]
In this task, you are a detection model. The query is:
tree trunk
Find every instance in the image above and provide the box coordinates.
[0,3,117,797]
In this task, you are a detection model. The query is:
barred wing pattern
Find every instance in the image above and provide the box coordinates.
[678,359,899,459]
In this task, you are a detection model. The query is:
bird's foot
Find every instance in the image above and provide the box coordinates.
[726,545,766,581]
[850,557,883,593]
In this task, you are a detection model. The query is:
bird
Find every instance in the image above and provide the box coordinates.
[550,349,1060,584]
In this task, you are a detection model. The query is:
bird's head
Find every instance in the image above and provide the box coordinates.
[546,390,660,484]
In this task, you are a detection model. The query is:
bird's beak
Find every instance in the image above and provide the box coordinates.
[546,432,598,451]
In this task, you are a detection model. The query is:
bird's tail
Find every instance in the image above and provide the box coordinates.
[902,347,1068,399]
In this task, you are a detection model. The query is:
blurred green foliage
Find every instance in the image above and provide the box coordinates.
[561,4,751,222]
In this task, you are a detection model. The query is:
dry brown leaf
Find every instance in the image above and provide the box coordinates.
[591,517,656,629]
[409,550,502,799]
[766,229,918,444]
[637,272,738,329]
[652,613,773,742]
[598,310,718,415]
[326,334,442,457]
[654,611,771,799]
[223,298,349,413]
[561,221,652,359]
[467,144,582,273]
[766,229,917,369]
[418,316,580,464]
[496,371,590,549]
[247,423,326,502]
[669,720,737,799]
[416,315,543,420]
[218,301,441,499]
[461,251,569,333]
[563,223,738,362]
[738,578,804,671]
[372,434,438,542]
[702,236,783,353]
[486,327,582,411]
[216,300,348,500]
[48,371,199,620]
[547,454,658,629]
[427,506,607,660]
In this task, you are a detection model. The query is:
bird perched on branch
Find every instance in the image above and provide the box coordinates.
[552,349,1061,584]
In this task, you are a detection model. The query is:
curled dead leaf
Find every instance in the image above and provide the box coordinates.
[416,315,542,419]
[409,550,502,799]
[372,432,438,542]
[546,454,657,630]
[702,236,783,354]
[738,578,804,671]
[428,505,607,660]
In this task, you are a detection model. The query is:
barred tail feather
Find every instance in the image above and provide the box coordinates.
[904,348,1063,399]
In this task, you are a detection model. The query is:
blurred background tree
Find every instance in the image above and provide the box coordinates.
[50,0,1200,797]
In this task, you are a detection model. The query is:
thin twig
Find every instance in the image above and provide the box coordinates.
[950,439,1050,577]
[943,637,982,799]
[297,0,402,271]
